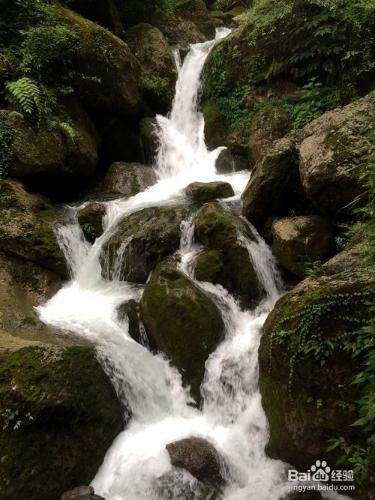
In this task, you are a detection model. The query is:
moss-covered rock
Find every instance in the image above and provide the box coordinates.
[2,100,98,198]
[203,100,227,151]
[62,7,142,116]
[258,245,375,479]
[0,179,68,277]
[185,181,234,204]
[0,343,123,500]
[299,92,375,214]
[241,138,311,232]
[102,162,157,198]
[0,252,62,346]
[175,0,216,39]
[77,202,106,243]
[248,106,291,164]
[124,23,177,114]
[101,205,190,283]
[194,203,264,306]
[242,92,375,230]
[271,215,333,278]
[141,264,224,402]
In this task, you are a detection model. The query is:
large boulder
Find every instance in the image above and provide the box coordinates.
[241,137,307,231]
[124,23,177,114]
[102,162,157,198]
[258,245,375,477]
[166,436,226,485]
[194,203,264,307]
[242,92,375,229]
[62,8,142,116]
[77,202,106,243]
[141,264,224,402]
[175,0,216,39]
[0,252,61,345]
[0,342,123,500]
[298,92,375,214]
[0,179,68,278]
[101,205,190,283]
[271,215,333,278]
[248,106,291,164]
[185,181,234,204]
[2,101,98,198]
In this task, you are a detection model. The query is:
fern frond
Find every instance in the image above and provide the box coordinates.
[5,77,41,119]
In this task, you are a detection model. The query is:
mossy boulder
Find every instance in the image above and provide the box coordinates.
[203,101,227,151]
[258,245,375,477]
[141,264,224,402]
[149,9,207,48]
[77,202,106,243]
[185,181,234,204]
[0,343,123,500]
[102,162,157,198]
[242,92,375,231]
[299,92,375,214]
[0,179,68,278]
[62,7,142,116]
[101,205,190,283]
[2,101,98,198]
[0,252,62,346]
[248,106,291,164]
[175,0,216,39]
[194,203,264,307]
[124,23,177,114]
[271,215,333,278]
[241,138,306,231]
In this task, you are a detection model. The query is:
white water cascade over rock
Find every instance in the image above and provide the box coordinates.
[36,29,329,500]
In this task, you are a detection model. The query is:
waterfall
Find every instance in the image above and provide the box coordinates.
[36,29,299,500]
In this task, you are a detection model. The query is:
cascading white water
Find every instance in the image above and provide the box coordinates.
[36,29,348,500]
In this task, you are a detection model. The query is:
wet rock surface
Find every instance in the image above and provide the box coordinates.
[166,436,226,485]
[77,202,106,243]
[101,205,190,283]
[185,181,234,204]
[141,264,224,402]
[102,162,157,198]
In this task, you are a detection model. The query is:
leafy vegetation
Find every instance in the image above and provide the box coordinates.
[0,115,14,177]
[0,0,80,124]
[203,0,375,138]
[244,0,375,92]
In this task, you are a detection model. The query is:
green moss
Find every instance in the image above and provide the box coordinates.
[141,265,224,402]
[0,345,123,499]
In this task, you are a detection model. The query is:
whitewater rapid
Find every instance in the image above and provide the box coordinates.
[36,28,332,500]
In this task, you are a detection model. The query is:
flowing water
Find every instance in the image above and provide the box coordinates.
[36,29,345,500]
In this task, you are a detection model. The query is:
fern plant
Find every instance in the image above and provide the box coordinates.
[5,77,41,120]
